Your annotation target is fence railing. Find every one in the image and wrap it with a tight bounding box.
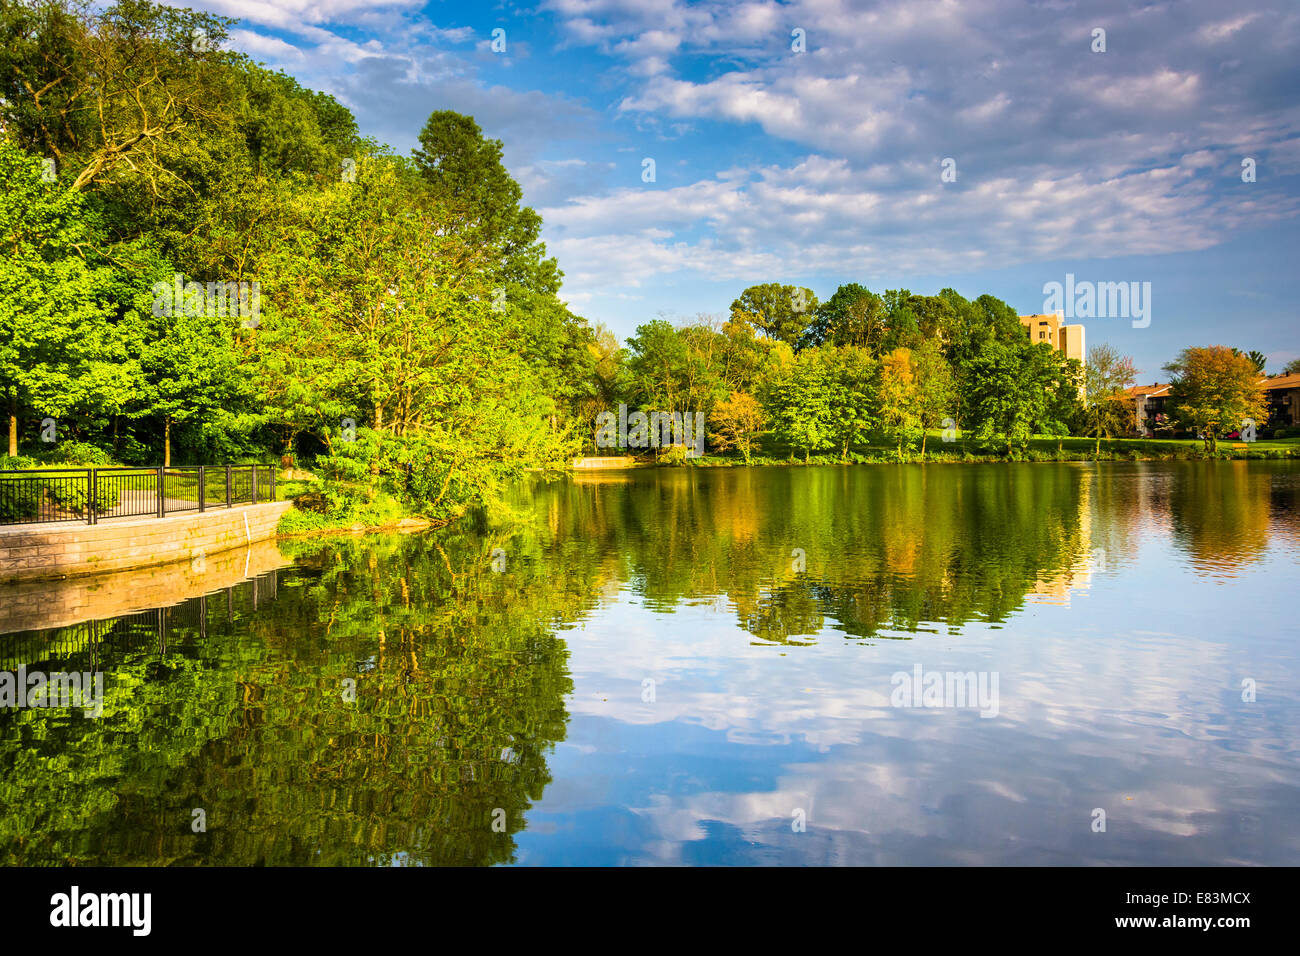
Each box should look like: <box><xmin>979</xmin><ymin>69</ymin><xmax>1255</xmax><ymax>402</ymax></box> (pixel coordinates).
<box><xmin>0</xmin><ymin>465</ymin><xmax>276</xmax><ymax>527</ymax></box>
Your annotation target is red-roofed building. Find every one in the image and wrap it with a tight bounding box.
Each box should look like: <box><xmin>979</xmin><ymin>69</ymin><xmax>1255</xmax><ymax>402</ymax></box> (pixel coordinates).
<box><xmin>1123</xmin><ymin>383</ymin><xmax>1173</xmax><ymax>437</ymax></box>
<box><xmin>1261</xmin><ymin>372</ymin><xmax>1300</xmax><ymax>428</ymax></box>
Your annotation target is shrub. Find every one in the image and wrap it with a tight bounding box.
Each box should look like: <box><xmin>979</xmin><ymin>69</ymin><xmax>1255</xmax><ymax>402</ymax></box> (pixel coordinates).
<box><xmin>36</xmin><ymin>441</ymin><xmax>117</xmax><ymax>467</ymax></box>
<box><xmin>657</xmin><ymin>446</ymin><xmax>690</xmax><ymax>466</ymax></box>
<box><xmin>43</xmin><ymin>472</ymin><xmax>121</xmax><ymax>515</ymax></box>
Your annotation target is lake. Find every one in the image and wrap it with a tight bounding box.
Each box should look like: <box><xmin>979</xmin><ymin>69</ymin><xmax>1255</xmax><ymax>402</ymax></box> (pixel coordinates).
<box><xmin>2</xmin><ymin>461</ymin><xmax>1298</xmax><ymax>865</ymax></box>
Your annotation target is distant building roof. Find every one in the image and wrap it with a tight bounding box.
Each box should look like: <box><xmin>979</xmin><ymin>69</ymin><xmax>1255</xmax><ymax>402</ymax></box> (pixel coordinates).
<box><xmin>1124</xmin><ymin>384</ymin><xmax>1171</xmax><ymax>398</ymax></box>
<box><xmin>1261</xmin><ymin>372</ymin><xmax>1300</xmax><ymax>391</ymax></box>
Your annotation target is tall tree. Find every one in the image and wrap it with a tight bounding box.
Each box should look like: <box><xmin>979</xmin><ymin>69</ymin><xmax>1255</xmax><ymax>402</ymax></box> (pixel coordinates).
<box><xmin>1083</xmin><ymin>343</ymin><xmax>1137</xmax><ymax>454</ymax></box>
<box><xmin>912</xmin><ymin>339</ymin><xmax>956</xmax><ymax>457</ymax></box>
<box><xmin>0</xmin><ymin>0</ymin><xmax>238</xmax><ymax>192</ymax></box>
<box><xmin>730</xmin><ymin>283</ymin><xmax>818</xmax><ymax>349</ymax></box>
<box><xmin>1165</xmin><ymin>346</ymin><xmax>1268</xmax><ymax>454</ymax></box>
<box><xmin>766</xmin><ymin>347</ymin><xmax>832</xmax><ymax>461</ymax></box>
<box><xmin>804</xmin><ymin>283</ymin><xmax>886</xmax><ymax>352</ymax></box>
<box><xmin>412</xmin><ymin>110</ymin><xmax>555</xmax><ymax>292</ymax></box>
<box><xmin>708</xmin><ymin>391</ymin><xmax>765</xmax><ymax>463</ymax></box>
<box><xmin>878</xmin><ymin>348</ymin><xmax>923</xmax><ymax>458</ymax></box>
<box><xmin>821</xmin><ymin>346</ymin><xmax>878</xmax><ymax>460</ymax></box>
<box><xmin>0</xmin><ymin>139</ymin><xmax>129</xmax><ymax>456</ymax></box>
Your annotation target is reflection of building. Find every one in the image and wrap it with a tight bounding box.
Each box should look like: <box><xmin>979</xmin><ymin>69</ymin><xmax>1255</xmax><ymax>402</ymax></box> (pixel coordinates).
<box><xmin>1261</xmin><ymin>372</ymin><xmax>1300</xmax><ymax>427</ymax></box>
<box><xmin>1026</xmin><ymin>482</ymin><xmax>1094</xmax><ymax>606</ymax></box>
<box><xmin>1019</xmin><ymin>312</ymin><xmax>1086</xmax><ymax>363</ymax></box>
<box><xmin>1123</xmin><ymin>383</ymin><xmax>1173</xmax><ymax>437</ymax></box>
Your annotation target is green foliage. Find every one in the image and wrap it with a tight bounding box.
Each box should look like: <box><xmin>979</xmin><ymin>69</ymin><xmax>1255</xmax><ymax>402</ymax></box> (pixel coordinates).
<box><xmin>803</xmin><ymin>283</ymin><xmax>885</xmax><ymax>351</ymax></box>
<box><xmin>1165</xmin><ymin>346</ymin><xmax>1269</xmax><ymax>455</ymax></box>
<box><xmin>0</xmin><ymin>139</ymin><xmax>132</xmax><ymax>454</ymax></box>
<box><xmin>623</xmin><ymin>319</ymin><xmax>727</xmax><ymax>437</ymax></box>
<box><xmin>33</xmin><ymin>440</ymin><xmax>117</xmax><ymax>466</ymax></box>
<box><xmin>822</xmin><ymin>346</ymin><xmax>878</xmax><ymax>459</ymax></box>
<box><xmin>0</xmin><ymin>1</ymin><xmax>597</xmax><ymax>524</ymax></box>
<box><xmin>730</xmin><ymin>283</ymin><xmax>818</xmax><ymax>348</ymax></box>
<box><xmin>767</xmin><ymin>347</ymin><xmax>834</xmax><ymax>461</ymax></box>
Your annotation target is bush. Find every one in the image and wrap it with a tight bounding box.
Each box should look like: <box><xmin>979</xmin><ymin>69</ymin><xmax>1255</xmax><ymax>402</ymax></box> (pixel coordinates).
<box><xmin>0</xmin><ymin>456</ymin><xmax>121</xmax><ymax>520</ymax></box>
<box><xmin>35</xmin><ymin>441</ymin><xmax>117</xmax><ymax>467</ymax></box>
<box><xmin>278</xmin><ymin>481</ymin><xmax>408</xmax><ymax>535</ymax></box>
<box><xmin>0</xmin><ymin>485</ymin><xmax>39</xmax><ymax>522</ymax></box>
<box><xmin>44</xmin><ymin>474</ymin><xmax>121</xmax><ymax>515</ymax></box>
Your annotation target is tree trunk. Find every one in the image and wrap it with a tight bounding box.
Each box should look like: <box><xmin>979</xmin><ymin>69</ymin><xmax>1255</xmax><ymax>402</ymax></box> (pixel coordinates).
<box><xmin>164</xmin><ymin>416</ymin><xmax>171</xmax><ymax>468</ymax></box>
<box><xmin>7</xmin><ymin>400</ymin><xmax>15</xmax><ymax>458</ymax></box>
<box><xmin>921</xmin><ymin>431</ymin><xmax>928</xmax><ymax>458</ymax></box>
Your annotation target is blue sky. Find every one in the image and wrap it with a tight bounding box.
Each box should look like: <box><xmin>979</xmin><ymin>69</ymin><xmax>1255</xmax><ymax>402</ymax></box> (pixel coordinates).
<box><xmin>184</xmin><ymin>0</ymin><xmax>1300</xmax><ymax>378</ymax></box>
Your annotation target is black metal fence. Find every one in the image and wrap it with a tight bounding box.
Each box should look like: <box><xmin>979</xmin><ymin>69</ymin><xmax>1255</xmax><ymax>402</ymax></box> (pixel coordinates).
<box><xmin>0</xmin><ymin>465</ymin><xmax>276</xmax><ymax>527</ymax></box>
<box><xmin>0</xmin><ymin>569</ymin><xmax>280</xmax><ymax>670</ymax></box>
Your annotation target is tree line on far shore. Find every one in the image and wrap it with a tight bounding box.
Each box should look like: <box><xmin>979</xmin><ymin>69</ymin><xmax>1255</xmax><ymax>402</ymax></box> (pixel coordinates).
<box><xmin>598</xmin><ymin>283</ymin><xmax>1277</xmax><ymax>462</ymax></box>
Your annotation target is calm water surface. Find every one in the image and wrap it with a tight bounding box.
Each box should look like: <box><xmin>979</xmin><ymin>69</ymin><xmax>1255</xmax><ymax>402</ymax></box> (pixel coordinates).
<box><xmin>2</xmin><ymin>461</ymin><xmax>1298</xmax><ymax>865</ymax></box>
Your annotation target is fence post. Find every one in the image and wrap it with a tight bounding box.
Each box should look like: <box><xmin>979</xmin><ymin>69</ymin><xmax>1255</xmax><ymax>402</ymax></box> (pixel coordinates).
<box><xmin>225</xmin><ymin>465</ymin><xmax>232</xmax><ymax>508</ymax></box>
<box><xmin>87</xmin><ymin>469</ymin><xmax>95</xmax><ymax>525</ymax></box>
<box><xmin>157</xmin><ymin>466</ymin><xmax>165</xmax><ymax>518</ymax></box>
<box><xmin>251</xmin><ymin>464</ymin><xmax>258</xmax><ymax>505</ymax></box>
<box><xmin>198</xmin><ymin>465</ymin><xmax>205</xmax><ymax>513</ymax></box>
<box><xmin>270</xmin><ymin>464</ymin><xmax>276</xmax><ymax>502</ymax></box>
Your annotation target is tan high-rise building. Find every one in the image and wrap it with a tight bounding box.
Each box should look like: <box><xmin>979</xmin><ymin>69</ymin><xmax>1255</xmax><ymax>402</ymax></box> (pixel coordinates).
<box><xmin>1018</xmin><ymin>311</ymin><xmax>1085</xmax><ymax>364</ymax></box>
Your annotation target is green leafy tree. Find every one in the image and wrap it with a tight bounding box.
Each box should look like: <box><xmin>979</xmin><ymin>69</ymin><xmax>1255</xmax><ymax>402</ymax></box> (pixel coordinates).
<box><xmin>730</xmin><ymin>283</ymin><xmax>818</xmax><ymax>349</ymax></box>
<box><xmin>1083</xmin><ymin>343</ymin><xmax>1138</xmax><ymax>455</ymax></box>
<box><xmin>0</xmin><ymin>0</ymin><xmax>239</xmax><ymax>192</ymax></box>
<box><xmin>804</xmin><ymin>283</ymin><xmax>887</xmax><ymax>352</ymax></box>
<box><xmin>131</xmin><ymin>283</ymin><xmax>247</xmax><ymax>466</ymax></box>
<box><xmin>912</xmin><ymin>339</ymin><xmax>956</xmax><ymax>456</ymax></box>
<box><xmin>959</xmin><ymin>338</ymin><xmax>1037</xmax><ymax>455</ymax></box>
<box><xmin>412</xmin><ymin>110</ymin><xmax>557</xmax><ymax>292</ymax></box>
<box><xmin>821</xmin><ymin>346</ymin><xmax>878</xmax><ymax>459</ymax></box>
<box><xmin>766</xmin><ymin>347</ymin><xmax>833</xmax><ymax>461</ymax></box>
<box><xmin>624</xmin><ymin>319</ymin><xmax>723</xmax><ymax>431</ymax></box>
<box><xmin>0</xmin><ymin>140</ymin><xmax>129</xmax><ymax>456</ymax></box>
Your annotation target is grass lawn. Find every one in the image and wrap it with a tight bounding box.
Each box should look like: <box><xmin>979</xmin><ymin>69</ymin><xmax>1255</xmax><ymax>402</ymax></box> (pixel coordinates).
<box><xmin>677</xmin><ymin>433</ymin><xmax>1300</xmax><ymax>466</ymax></box>
<box><xmin>1030</xmin><ymin>435</ymin><xmax>1300</xmax><ymax>455</ymax></box>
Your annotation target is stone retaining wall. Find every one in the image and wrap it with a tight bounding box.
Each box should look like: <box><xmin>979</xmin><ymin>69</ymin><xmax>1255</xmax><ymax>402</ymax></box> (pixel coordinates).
<box><xmin>573</xmin><ymin>456</ymin><xmax>639</xmax><ymax>469</ymax></box>
<box><xmin>0</xmin><ymin>501</ymin><xmax>292</xmax><ymax>584</ymax></box>
<box><xmin>0</xmin><ymin>536</ymin><xmax>290</xmax><ymax>636</ymax></box>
